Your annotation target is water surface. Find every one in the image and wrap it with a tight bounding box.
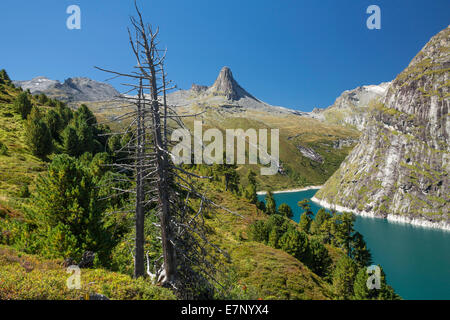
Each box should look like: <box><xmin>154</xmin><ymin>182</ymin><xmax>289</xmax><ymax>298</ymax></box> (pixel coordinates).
<box><xmin>258</xmin><ymin>189</ymin><xmax>450</xmax><ymax>300</ymax></box>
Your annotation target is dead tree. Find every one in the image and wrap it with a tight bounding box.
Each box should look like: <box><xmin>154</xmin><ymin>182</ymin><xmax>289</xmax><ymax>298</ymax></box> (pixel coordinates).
<box><xmin>95</xmin><ymin>2</ymin><xmax>238</xmax><ymax>298</ymax></box>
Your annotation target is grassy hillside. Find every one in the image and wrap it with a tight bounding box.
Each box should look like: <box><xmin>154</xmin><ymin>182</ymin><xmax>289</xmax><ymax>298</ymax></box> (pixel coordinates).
<box><xmin>85</xmin><ymin>100</ymin><xmax>360</xmax><ymax>191</ymax></box>
<box><xmin>202</xmin><ymin>187</ymin><xmax>334</xmax><ymax>299</ymax></box>
<box><xmin>1</xmin><ymin>75</ymin><xmax>387</xmax><ymax>300</ymax></box>
<box><xmin>0</xmin><ymin>81</ymin><xmax>47</xmax><ymax>200</ymax></box>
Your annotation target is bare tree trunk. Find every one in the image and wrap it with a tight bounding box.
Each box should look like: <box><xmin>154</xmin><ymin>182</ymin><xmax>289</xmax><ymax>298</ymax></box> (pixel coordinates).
<box><xmin>148</xmin><ymin>61</ymin><xmax>177</xmax><ymax>286</ymax></box>
<box><xmin>134</xmin><ymin>80</ymin><xmax>145</xmax><ymax>278</ymax></box>
<box><xmin>95</xmin><ymin>1</ymin><xmax>239</xmax><ymax>297</ymax></box>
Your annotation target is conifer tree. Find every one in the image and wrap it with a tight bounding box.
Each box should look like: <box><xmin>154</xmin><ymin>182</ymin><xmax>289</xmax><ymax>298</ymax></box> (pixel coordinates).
<box><xmin>265</xmin><ymin>191</ymin><xmax>277</xmax><ymax>215</ymax></box>
<box><xmin>62</xmin><ymin>125</ymin><xmax>80</xmax><ymax>156</ymax></box>
<box><xmin>332</xmin><ymin>255</ymin><xmax>358</xmax><ymax>299</ymax></box>
<box><xmin>278</xmin><ymin>203</ymin><xmax>293</xmax><ymax>219</ymax></box>
<box><xmin>14</xmin><ymin>92</ymin><xmax>33</xmax><ymax>119</ymax></box>
<box><xmin>25</xmin><ymin>107</ymin><xmax>52</xmax><ymax>158</ymax></box>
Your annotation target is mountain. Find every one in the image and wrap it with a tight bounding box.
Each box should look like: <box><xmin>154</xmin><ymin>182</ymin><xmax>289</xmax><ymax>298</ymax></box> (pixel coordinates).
<box><xmin>311</xmin><ymin>82</ymin><xmax>391</xmax><ymax>130</ymax></box>
<box><xmin>165</xmin><ymin>66</ymin><xmax>307</xmax><ymax>116</ymax></box>
<box><xmin>314</xmin><ymin>26</ymin><xmax>450</xmax><ymax>229</ymax></box>
<box><xmin>13</xmin><ymin>77</ymin><xmax>120</xmax><ymax>102</ymax></box>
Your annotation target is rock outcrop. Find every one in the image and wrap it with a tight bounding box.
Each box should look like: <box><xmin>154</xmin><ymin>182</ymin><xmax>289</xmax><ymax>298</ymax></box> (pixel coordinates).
<box><xmin>314</xmin><ymin>26</ymin><xmax>449</xmax><ymax>229</ymax></box>
<box><xmin>165</xmin><ymin>66</ymin><xmax>308</xmax><ymax>116</ymax></box>
<box><xmin>311</xmin><ymin>82</ymin><xmax>391</xmax><ymax>131</ymax></box>
<box><xmin>297</xmin><ymin>145</ymin><xmax>324</xmax><ymax>163</ymax></box>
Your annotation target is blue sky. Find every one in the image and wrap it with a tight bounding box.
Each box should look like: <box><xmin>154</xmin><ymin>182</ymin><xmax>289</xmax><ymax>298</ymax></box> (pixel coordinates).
<box><xmin>0</xmin><ymin>0</ymin><xmax>448</xmax><ymax>111</ymax></box>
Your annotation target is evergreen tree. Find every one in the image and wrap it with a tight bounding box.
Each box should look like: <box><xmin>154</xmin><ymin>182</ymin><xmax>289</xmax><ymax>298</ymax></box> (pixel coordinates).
<box><xmin>44</xmin><ymin>109</ymin><xmax>62</xmax><ymax>141</ymax></box>
<box><xmin>56</xmin><ymin>101</ymin><xmax>73</xmax><ymax>127</ymax></box>
<box><xmin>32</xmin><ymin>154</ymin><xmax>114</xmax><ymax>264</ymax></box>
<box><xmin>332</xmin><ymin>212</ymin><xmax>355</xmax><ymax>254</ymax></box>
<box><xmin>278</xmin><ymin>228</ymin><xmax>309</xmax><ymax>262</ymax></box>
<box><xmin>75</xmin><ymin>118</ymin><xmax>95</xmax><ymax>154</ymax></box>
<box><xmin>248</xmin><ymin>220</ymin><xmax>269</xmax><ymax>243</ymax></box>
<box><xmin>0</xmin><ymin>69</ymin><xmax>11</xmax><ymax>84</ymax></box>
<box><xmin>13</xmin><ymin>92</ymin><xmax>33</xmax><ymax>119</ymax></box>
<box><xmin>244</xmin><ymin>170</ymin><xmax>258</xmax><ymax>203</ymax></box>
<box><xmin>332</xmin><ymin>255</ymin><xmax>358</xmax><ymax>299</ymax></box>
<box><xmin>265</xmin><ymin>191</ymin><xmax>277</xmax><ymax>215</ymax></box>
<box><xmin>268</xmin><ymin>226</ymin><xmax>282</xmax><ymax>248</ymax></box>
<box><xmin>311</xmin><ymin>208</ymin><xmax>332</xmax><ymax>234</ymax></box>
<box><xmin>278</xmin><ymin>203</ymin><xmax>293</xmax><ymax>219</ymax></box>
<box><xmin>353</xmin><ymin>266</ymin><xmax>400</xmax><ymax>300</ymax></box>
<box><xmin>308</xmin><ymin>238</ymin><xmax>332</xmax><ymax>277</ymax></box>
<box><xmin>299</xmin><ymin>212</ymin><xmax>312</xmax><ymax>233</ymax></box>
<box><xmin>350</xmin><ymin>232</ymin><xmax>372</xmax><ymax>267</ymax></box>
<box><xmin>62</xmin><ymin>125</ymin><xmax>80</xmax><ymax>156</ymax></box>
<box><xmin>38</xmin><ymin>93</ymin><xmax>49</xmax><ymax>105</ymax></box>
<box><xmin>246</xmin><ymin>170</ymin><xmax>257</xmax><ymax>186</ymax></box>
<box><xmin>244</xmin><ymin>183</ymin><xmax>258</xmax><ymax>203</ymax></box>
<box><xmin>25</xmin><ymin>107</ymin><xmax>53</xmax><ymax>159</ymax></box>
<box><xmin>298</xmin><ymin>199</ymin><xmax>313</xmax><ymax>233</ymax></box>
<box><xmin>75</xmin><ymin>104</ymin><xmax>97</xmax><ymax>126</ymax></box>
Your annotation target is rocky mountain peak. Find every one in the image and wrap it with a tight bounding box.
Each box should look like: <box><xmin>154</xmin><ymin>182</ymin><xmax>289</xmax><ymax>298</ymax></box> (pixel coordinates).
<box><xmin>207</xmin><ymin>66</ymin><xmax>254</xmax><ymax>100</ymax></box>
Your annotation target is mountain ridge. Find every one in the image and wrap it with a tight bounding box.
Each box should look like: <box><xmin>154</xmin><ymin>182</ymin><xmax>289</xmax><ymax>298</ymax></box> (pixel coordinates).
<box><xmin>13</xmin><ymin>76</ymin><xmax>120</xmax><ymax>102</ymax></box>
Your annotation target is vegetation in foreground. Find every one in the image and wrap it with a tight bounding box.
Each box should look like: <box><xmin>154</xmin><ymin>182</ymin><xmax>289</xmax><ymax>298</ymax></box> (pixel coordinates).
<box><xmin>0</xmin><ymin>69</ymin><xmax>399</xmax><ymax>300</ymax></box>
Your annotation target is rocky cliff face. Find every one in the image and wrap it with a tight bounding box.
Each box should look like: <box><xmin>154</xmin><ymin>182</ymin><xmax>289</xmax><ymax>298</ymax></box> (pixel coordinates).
<box><xmin>14</xmin><ymin>77</ymin><xmax>120</xmax><ymax>102</ymax></box>
<box><xmin>314</xmin><ymin>26</ymin><xmax>449</xmax><ymax>228</ymax></box>
<box><xmin>311</xmin><ymin>82</ymin><xmax>391</xmax><ymax>131</ymax></box>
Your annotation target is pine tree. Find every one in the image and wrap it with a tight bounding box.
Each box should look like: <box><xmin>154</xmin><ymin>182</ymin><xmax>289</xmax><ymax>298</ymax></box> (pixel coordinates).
<box><xmin>243</xmin><ymin>170</ymin><xmax>258</xmax><ymax>203</ymax></box>
<box><xmin>32</xmin><ymin>154</ymin><xmax>113</xmax><ymax>263</ymax></box>
<box><xmin>353</xmin><ymin>266</ymin><xmax>400</xmax><ymax>300</ymax></box>
<box><xmin>310</xmin><ymin>208</ymin><xmax>331</xmax><ymax>234</ymax></box>
<box><xmin>299</xmin><ymin>212</ymin><xmax>312</xmax><ymax>233</ymax></box>
<box><xmin>265</xmin><ymin>191</ymin><xmax>277</xmax><ymax>215</ymax></box>
<box><xmin>308</xmin><ymin>238</ymin><xmax>332</xmax><ymax>277</ymax></box>
<box><xmin>45</xmin><ymin>109</ymin><xmax>62</xmax><ymax>141</ymax></box>
<box><xmin>350</xmin><ymin>232</ymin><xmax>372</xmax><ymax>267</ymax></box>
<box><xmin>0</xmin><ymin>69</ymin><xmax>11</xmax><ymax>84</ymax></box>
<box><xmin>25</xmin><ymin>107</ymin><xmax>52</xmax><ymax>159</ymax></box>
<box><xmin>332</xmin><ymin>255</ymin><xmax>358</xmax><ymax>299</ymax></box>
<box><xmin>62</xmin><ymin>126</ymin><xmax>80</xmax><ymax>156</ymax></box>
<box><xmin>14</xmin><ymin>92</ymin><xmax>33</xmax><ymax>119</ymax></box>
<box><xmin>278</xmin><ymin>203</ymin><xmax>293</xmax><ymax>219</ymax></box>
<box><xmin>278</xmin><ymin>228</ymin><xmax>309</xmax><ymax>262</ymax></box>
<box><xmin>38</xmin><ymin>93</ymin><xmax>49</xmax><ymax>105</ymax></box>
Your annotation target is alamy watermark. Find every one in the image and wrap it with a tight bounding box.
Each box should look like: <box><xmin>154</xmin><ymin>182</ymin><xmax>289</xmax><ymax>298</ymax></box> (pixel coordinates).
<box><xmin>66</xmin><ymin>5</ymin><xmax>81</xmax><ymax>30</ymax></box>
<box><xmin>366</xmin><ymin>265</ymin><xmax>381</xmax><ymax>290</ymax></box>
<box><xmin>366</xmin><ymin>5</ymin><xmax>381</xmax><ymax>30</ymax></box>
<box><xmin>66</xmin><ymin>265</ymin><xmax>81</xmax><ymax>290</ymax></box>
<box><xmin>171</xmin><ymin>121</ymin><xmax>280</xmax><ymax>175</ymax></box>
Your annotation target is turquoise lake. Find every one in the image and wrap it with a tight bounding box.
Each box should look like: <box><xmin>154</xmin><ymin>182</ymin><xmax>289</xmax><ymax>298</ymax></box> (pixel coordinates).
<box><xmin>257</xmin><ymin>189</ymin><xmax>450</xmax><ymax>300</ymax></box>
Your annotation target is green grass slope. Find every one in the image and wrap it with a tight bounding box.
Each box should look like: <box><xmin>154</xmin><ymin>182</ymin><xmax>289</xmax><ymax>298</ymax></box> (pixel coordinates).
<box><xmin>0</xmin><ymin>78</ymin><xmax>351</xmax><ymax>300</ymax></box>
<box><xmin>86</xmin><ymin>100</ymin><xmax>360</xmax><ymax>191</ymax></box>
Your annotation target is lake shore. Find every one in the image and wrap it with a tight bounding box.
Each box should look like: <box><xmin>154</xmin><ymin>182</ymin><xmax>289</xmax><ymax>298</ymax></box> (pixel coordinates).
<box><xmin>256</xmin><ymin>185</ymin><xmax>323</xmax><ymax>195</ymax></box>
<box><xmin>311</xmin><ymin>196</ymin><xmax>450</xmax><ymax>232</ymax></box>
